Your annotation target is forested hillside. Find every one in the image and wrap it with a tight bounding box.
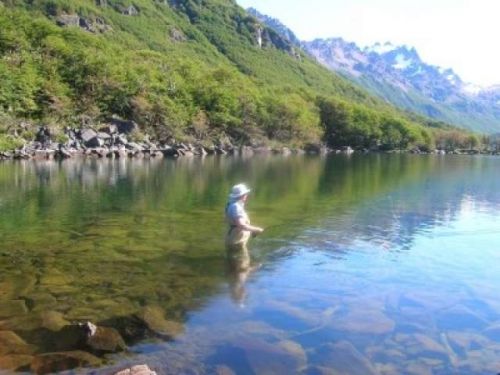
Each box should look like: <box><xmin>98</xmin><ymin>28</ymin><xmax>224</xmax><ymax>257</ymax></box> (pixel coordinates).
<box><xmin>0</xmin><ymin>0</ymin><xmax>479</xmax><ymax>151</ymax></box>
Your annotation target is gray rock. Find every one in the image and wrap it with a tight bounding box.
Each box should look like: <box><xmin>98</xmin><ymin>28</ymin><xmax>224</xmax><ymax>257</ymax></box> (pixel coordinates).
<box><xmin>81</xmin><ymin>129</ymin><xmax>98</xmax><ymax>143</ymax></box>
<box><xmin>97</xmin><ymin>132</ymin><xmax>111</xmax><ymax>140</ymax></box>
<box><xmin>56</xmin><ymin>14</ymin><xmax>80</xmax><ymax>27</ymax></box>
<box><xmin>126</xmin><ymin>142</ymin><xmax>143</xmax><ymax>151</ymax></box>
<box><xmin>115</xmin><ymin>134</ymin><xmax>129</xmax><ymax>145</ymax></box>
<box><xmin>122</xmin><ymin>5</ymin><xmax>139</xmax><ymax>16</ymax></box>
<box><xmin>169</xmin><ymin>27</ymin><xmax>187</xmax><ymax>42</ymax></box>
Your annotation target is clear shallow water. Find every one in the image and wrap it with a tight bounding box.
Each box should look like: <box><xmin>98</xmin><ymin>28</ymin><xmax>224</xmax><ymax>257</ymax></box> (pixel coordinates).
<box><xmin>0</xmin><ymin>155</ymin><xmax>499</xmax><ymax>374</ymax></box>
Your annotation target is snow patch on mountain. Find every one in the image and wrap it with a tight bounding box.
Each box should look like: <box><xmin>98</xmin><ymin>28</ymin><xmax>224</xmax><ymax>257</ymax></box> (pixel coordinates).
<box><xmin>365</xmin><ymin>42</ymin><xmax>397</xmax><ymax>54</ymax></box>
<box><xmin>393</xmin><ymin>54</ymin><xmax>413</xmax><ymax>70</ymax></box>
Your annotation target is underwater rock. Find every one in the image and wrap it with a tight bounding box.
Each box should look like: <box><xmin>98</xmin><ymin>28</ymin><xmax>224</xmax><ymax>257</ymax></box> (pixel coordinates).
<box><xmin>277</xmin><ymin>340</ymin><xmax>307</xmax><ymax>371</ymax></box>
<box><xmin>0</xmin><ymin>331</ymin><xmax>35</xmax><ymax>355</ymax></box>
<box><xmin>136</xmin><ymin>306</ymin><xmax>184</xmax><ymax>338</ymax></box>
<box><xmin>30</xmin><ymin>350</ymin><xmax>101</xmax><ymax>374</ymax></box>
<box><xmin>264</xmin><ymin>300</ymin><xmax>321</xmax><ymax>327</ymax></box>
<box><xmin>214</xmin><ymin>364</ymin><xmax>236</xmax><ymax>375</ymax></box>
<box><xmin>231</xmin><ymin>337</ymin><xmax>307</xmax><ymax>374</ymax></box>
<box><xmin>446</xmin><ymin>331</ymin><xmax>490</xmax><ymax>355</ymax></box>
<box><xmin>393</xmin><ymin>333</ymin><xmax>449</xmax><ymax>360</ymax></box>
<box><xmin>329</xmin><ymin>309</ymin><xmax>395</xmax><ymax>335</ymax></box>
<box><xmin>404</xmin><ymin>361</ymin><xmax>433</xmax><ymax>375</ymax></box>
<box><xmin>85</xmin><ymin>322</ymin><xmax>127</xmax><ymax>353</ymax></box>
<box><xmin>28</xmin><ymin>293</ymin><xmax>58</xmax><ymax>312</ymax></box>
<box><xmin>411</xmin><ymin>334</ymin><xmax>448</xmax><ymax>357</ymax></box>
<box><xmin>0</xmin><ymin>354</ymin><xmax>33</xmax><ymax>371</ymax></box>
<box><xmin>314</xmin><ymin>341</ymin><xmax>377</xmax><ymax>375</ymax></box>
<box><xmin>0</xmin><ymin>274</ymin><xmax>37</xmax><ymax>299</ymax></box>
<box><xmin>0</xmin><ymin>300</ymin><xmax>28</xmax><ymax>319</ymax></box>
<box><xmin>235</xmin><ymin>320</ymin><xmax>286</xmax><ymax>341</ymax></box>
<box><xmin>40</xmin><ymin>269</ymin><xmax>73</xmax><ymax>287</ymax></box>
<box><xmin>39</xmin><ymin>311</ymin><xmax>70</xmax><ymax>332</ymax></box>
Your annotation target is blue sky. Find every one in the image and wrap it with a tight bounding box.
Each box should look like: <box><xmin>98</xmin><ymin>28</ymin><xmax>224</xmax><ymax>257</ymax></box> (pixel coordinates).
<box><xmin>236</xmin><ymin>0</ymin><xmax>500</xmax><ymax>87</ymax></box>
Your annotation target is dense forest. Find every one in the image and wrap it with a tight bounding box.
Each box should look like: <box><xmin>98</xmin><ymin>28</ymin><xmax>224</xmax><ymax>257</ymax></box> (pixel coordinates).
<box><xmin>0</xmin><ymin>0</ymin><xmax>484</xmax><ymax>152</ymax></box>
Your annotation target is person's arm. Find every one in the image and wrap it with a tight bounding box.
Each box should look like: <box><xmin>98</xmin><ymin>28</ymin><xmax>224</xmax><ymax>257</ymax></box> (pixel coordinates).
<box><xmin>235</xmin><ymin>217</ymin><xmax>264</xmax><ymax>234</ymax></box>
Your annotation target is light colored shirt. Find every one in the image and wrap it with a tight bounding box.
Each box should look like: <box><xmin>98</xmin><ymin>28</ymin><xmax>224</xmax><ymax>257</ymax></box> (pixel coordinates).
<box><xmin>226</xmin><ymin>200</ymin><xmax>249</xmax><ymax>226</ymax></box>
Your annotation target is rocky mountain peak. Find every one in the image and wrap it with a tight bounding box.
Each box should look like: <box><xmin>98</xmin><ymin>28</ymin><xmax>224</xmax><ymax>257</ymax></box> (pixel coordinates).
<box><xmin>247</xmin><ymin>6</ymin><xmax>500</xmax><ymax>132</ymax></box>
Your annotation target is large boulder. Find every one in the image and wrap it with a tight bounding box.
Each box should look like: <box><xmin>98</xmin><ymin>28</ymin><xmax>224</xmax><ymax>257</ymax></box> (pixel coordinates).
<box><xmin>80</xmin><ymin>129</ymin><xmax>98</xmax><ymax>143</ymax></box>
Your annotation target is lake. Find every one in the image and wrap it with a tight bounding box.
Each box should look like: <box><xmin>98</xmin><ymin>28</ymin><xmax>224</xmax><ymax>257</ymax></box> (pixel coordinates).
<box><xmin>0</xmin><ymin>154</ymin><xmax>499</xmax><ymax>374</ymax></box>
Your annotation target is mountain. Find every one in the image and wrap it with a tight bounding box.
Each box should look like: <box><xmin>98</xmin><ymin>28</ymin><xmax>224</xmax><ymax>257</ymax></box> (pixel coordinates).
<box><xmin>246</xmin><ymin>7</ymin><xmax>500</xmax><ymax>134</ymax></box>
<box><xmin>303</xmin><ymin>38</ymin><xmax>500</xmax><ymax>133</ymax></box>
<box><xmin>0</xmin><ymin>0</ymin><xmax>476</xmax><ymax>152</ymax></box>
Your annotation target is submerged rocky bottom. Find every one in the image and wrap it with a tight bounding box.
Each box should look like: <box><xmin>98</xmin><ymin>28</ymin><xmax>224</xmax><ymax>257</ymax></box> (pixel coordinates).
<box><xmin>0</xmin><ymin>155</ymin><xmax>500</xmax><ymax>374</ymax></box>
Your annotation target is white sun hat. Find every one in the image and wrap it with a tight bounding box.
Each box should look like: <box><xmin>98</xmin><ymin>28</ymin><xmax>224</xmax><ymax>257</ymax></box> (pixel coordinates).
<box><xmin>229</xmin><ymin>183</ymin><xmax>251</xmax><ymax>200</ymax></box>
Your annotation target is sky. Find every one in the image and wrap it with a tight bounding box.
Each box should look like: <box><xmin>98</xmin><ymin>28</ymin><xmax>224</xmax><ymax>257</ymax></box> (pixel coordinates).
<box><xmin>236</xmin><ymin>0</ymin><xmax>500</xmax><ymax>87</ymax></box>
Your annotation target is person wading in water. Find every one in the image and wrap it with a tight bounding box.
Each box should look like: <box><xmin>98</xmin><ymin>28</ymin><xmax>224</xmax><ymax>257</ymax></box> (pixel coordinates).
<box><xmin>225</xmin><ymin>184</ymin><xmax>264</xmax><ymax>304</ymax></box>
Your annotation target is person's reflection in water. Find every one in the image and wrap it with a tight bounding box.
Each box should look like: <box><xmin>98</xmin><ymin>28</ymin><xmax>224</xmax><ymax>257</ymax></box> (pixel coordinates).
<box><xmin>224</xmin><ymin>184</ymin><xmax>264</xmax><ymax>306</ymax></box>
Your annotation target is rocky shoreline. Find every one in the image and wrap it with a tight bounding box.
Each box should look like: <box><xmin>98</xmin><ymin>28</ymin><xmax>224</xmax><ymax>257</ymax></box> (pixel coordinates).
<box><xmin>0</xmin><ymin>120</ymin><xmax>497</xmax><ymax>161</ymax></box>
